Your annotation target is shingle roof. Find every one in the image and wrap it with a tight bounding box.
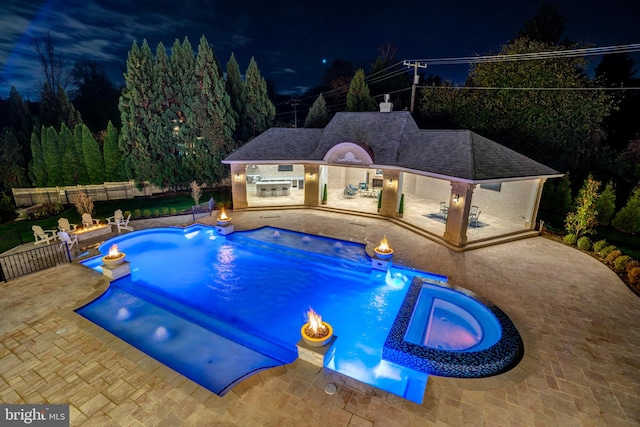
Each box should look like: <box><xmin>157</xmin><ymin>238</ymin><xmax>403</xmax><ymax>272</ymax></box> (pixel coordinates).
<box><xmin>223</xmin><ymin>111</ymin><xmax>560</xmax><ymax>181</ymax></box>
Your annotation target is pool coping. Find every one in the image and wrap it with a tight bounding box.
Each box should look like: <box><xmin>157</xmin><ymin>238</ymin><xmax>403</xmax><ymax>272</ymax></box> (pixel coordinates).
<box><xmin>382</xmin><ymin>276</ymin><xmax>524</xmax><ymax>378</ymax></box>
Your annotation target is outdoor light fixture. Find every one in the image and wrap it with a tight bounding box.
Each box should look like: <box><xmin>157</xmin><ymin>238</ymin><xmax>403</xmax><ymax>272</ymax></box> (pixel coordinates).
<box><xmin>388</xmin><ymin>179</ymin><xmax>393</xmax><ymax>186</ymax></box>
<box><xmin>453</xmin><ymin>194</ymin><xmax>460</xmax><ymax>203</ymax></box>
<box><xmin>309</xmin><ymin>172</ymin><xmax>315</xmax><ymax>179</ymax></box>
<box><xmin>235</xmin><ymin>174</ymin><xmax>240</xmax><ymax>181</ymax></box>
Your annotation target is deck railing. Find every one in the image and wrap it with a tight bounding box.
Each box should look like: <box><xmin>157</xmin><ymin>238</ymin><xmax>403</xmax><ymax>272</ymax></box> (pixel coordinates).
<box><xmin>0</xmin><ymin>242</ymin><xmax>71</xmax><ymax>282</ymax></box>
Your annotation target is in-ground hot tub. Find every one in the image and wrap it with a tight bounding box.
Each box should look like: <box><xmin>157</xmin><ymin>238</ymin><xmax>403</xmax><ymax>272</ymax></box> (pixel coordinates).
<box><xmin>383</xmin><ymin>277</ymin><xmax>523</xmax><ymax>378</ymax></box>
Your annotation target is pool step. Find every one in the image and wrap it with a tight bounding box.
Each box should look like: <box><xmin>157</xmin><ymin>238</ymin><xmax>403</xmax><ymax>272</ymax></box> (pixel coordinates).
<box><xmin>111</xmin><ymin>277</ymin><xmax>297</xmax><ymax>364</ymax></box>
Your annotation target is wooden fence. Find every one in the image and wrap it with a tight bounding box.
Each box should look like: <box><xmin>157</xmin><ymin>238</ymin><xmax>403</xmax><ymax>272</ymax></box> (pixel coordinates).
<box><xmin>12</xmin><ymin>181</ymin><xmax>167</xmax><ymax>207</ymax></box>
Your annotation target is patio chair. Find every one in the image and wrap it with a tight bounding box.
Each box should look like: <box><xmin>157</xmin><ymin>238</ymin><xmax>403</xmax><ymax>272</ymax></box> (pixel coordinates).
<box><xmin>469</xmin><ymin>206</ymin><xmax>481</xmax><ymax>228</ymax></box>
<box><xmin>439</xmin><ymin>202</ymin><xmax>448</xmax><ymax>220</ymax></box>
<box><xmin>82</xmin><ymin>213</ymin><xmax>100</xmax><ymax>228</ymax></box>
<box><xmin>32</xmin><ymin>225</ymin><xmax>58</xmax><ymax>245</ymax></box>
<box><xmin>57</xmin><ymin>231</ymin><xmax>78</xmax><ymax>251</ymax></box>
<box><xmin>343</xmin><ymin>185</ymin><xmax>358</xmax><ymax>199</ymax></box>
<box><xmin>116</xmin><ymin>214</ymin><xmax>134</xmax><ymax>233</ymax></box>
<box><xmin>57</xmin><ymin>218</ymin><xmax>77</xmax><ymax>233</ymax></box>
<box><xmin>106</xmin><ymin>209</ymin><xmax>123</xmax><ymax>226</ymax></box>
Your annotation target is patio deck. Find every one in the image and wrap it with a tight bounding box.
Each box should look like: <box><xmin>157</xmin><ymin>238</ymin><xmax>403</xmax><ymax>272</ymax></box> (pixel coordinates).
<box><xmin>1</xmin><ymin>209</ymin><xmax>638</xmax><ymax>426</ymax></box>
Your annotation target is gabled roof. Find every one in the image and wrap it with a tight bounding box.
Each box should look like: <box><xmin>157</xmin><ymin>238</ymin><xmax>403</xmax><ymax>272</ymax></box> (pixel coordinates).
<box><xmin>223</xmin><ymin>111</ymin><xmax>560</xmax><ymax>181</ymax></box>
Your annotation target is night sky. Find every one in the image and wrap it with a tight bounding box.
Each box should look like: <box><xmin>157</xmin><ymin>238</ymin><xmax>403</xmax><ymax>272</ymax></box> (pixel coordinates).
<box><xmin>1</xmin><ymin>0</ymin><xmax>639</xmax><ymax>99</ymax></box>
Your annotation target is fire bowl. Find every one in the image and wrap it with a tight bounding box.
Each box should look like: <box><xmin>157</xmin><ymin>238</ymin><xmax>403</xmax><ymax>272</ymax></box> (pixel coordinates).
<box><xmin>217</xmin><ymin>218</ymin><xmax>232</xmax><ymax>226</ymax></box>
<box><xmin>301</xmin><ymin>322</ymin><xmax>334</xmax><ymax>347</ymax></box>
<box><xmin>374</xmin><ymin>248</ymin><xmax>394</xmax><ymax>260</ymax></box>
<box><xmin>102</xmin><ymin>253</ymin><xmax>126</xmax><ymax>266</ymax></box>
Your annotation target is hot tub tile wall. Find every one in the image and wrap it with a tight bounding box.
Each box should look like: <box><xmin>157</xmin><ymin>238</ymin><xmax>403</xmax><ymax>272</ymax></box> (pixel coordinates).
<box><xmin>382</xmin><ymin>277</ymin><xmax>523</xmax><ymax>378</ymax></box>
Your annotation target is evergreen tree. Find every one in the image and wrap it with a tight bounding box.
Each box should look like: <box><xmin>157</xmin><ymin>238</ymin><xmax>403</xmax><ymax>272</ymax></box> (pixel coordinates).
<box><xmin>73</xmin><ymin>124</ymin><xmax>90</xmax><ymax>184</ymax></box>
<box><xmin>7</xmin><ymin>86</ymin><xmax>33</xmax><ymax>171</ymax></box>
<box><xmin>346</xmin><ymin>69</ymin><xmax>377</xmax><ymax>112</ymax></box>
<box><xmin>103</xmin><ymin>121</ymin><xmax>124</xmax><ymax>181</ymax></box>
<box><xmin>183</xmin><ymin>36</ymin><xmax>236</xmax><ymax>184</ymax></box>
<box><xmin>29</xmin><ymin>129</ymin><xmax>47</xmax><ymax>186</ymax></box>
<box><xmin>0</xmin><ymin>130</ymin><xmax>29</xmax><ymax>188</ymax></box>
<box><xmin>119</xmin><ymin>40</ymin><xmax>157</xmax><ymax>184</ymax></box>
<box><xmin>81</xmin><ymin>124</ymin><xmax>104</xmax><ymax>184</ymax></box>
<box><xmin>595</xmin><ymin>181</ymin><xmax>616</xmax><ymax>226</ymax></box>
<box><xmin>59</xmin><ymin>123</ymin><xmax>76</xmax><ymax>184</ymax></box>
<box><xmin>226</xmin><ymin>53</ymin><xmax>245</xmax><ymax>140</ymax></box>
<box><xmin>612</xmin><ymin>186</ymin><xmax>640</xmax><ymax>233</ymax></box>
<box><xmin>40</xmin><ymin>82</ymin><xmax>81</xmax><ymax>130</ymax></box>
<box><xmin>42</xmin><ymin>126</ymin><xmax>63</xmax><ymax>186</ymax></box>
<box><xmin>244</xmin><ymin>57</ymin><xmax>275</xmax><ymax>139</ymax></box>
<box><xmin>304</xmin><ymin>94</ymin><xmax>331</xmax><ymax>128</ymax></box>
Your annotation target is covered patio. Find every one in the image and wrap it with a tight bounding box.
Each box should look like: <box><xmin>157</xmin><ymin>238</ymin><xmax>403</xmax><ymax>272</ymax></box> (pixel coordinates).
<box><xmin>223</xmin><ymin>110</ymin><xmax>561</xmax><ymax>249</ymax></box>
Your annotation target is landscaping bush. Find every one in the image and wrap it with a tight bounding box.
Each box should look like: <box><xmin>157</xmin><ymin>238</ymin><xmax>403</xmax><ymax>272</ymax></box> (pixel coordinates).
<box><xmin>577</xmin><ymin>236</ymin><xmax>592</xmax><ymax>251</ymax></box>
<box><xmin>162</xmin><ymin>207</ymin><xmax>169</xmax><ymax>216</ymax></box>
<box><xmin>628</xmin><ymin>267</ymin><xmax>640</xmax><ymax>289</ymax></box>
<box><xmin>600</xmin><ymin>245</ymin><xmax>617</xmax><ymax>258</ymax></box>
<box><xmin>626</xmin><ymin>259</ymin><xmax>640</xmax><ymax>274</ymax></box>
<box><xmin>593</xmin><ymin>239</ymin><xmax>608</xmax><ymax>253</ymax></box>
<box><xmin>170</xmin><ymin>207</ymin><xmax>177</xmax><ymax>215</ymax></box>
<box><xmin>614</xmin><ymin>255</ymin><xmax>631</xmax><ymax>272</ymax></box>
<box><xmin>133</xmin><ymin>209</ymin><xmax>142</xmax><ymax>219</ymax></box>
<box><xmin>143</xmin><ymin>209</ymin><xmax>152</xmax><ymax>217</ymax></box>
<box><xmin>606</xmin><ymin>249</ymin><xmax>622</xmax><ymax>265</ymax></box>
<box><xmin>563</xmin><ymin>233</ymin><xmax>577</xmax><ymax>245</ymax></box>
<box><xmin>124</xmin><ymin>210</ymin><xmax>131</xmax><ymax>219</ymax></box>
<box><xmin>153</xmin><ymin>209</ymin><xmax>160</xmax><ymax>217</ymax></box>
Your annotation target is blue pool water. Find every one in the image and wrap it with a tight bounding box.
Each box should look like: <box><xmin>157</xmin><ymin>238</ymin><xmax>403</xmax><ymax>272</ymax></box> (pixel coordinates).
<box><xmin>77</xmin><ymin>225</ymin><xmax>508</xmax><ymax>403</ymax></box>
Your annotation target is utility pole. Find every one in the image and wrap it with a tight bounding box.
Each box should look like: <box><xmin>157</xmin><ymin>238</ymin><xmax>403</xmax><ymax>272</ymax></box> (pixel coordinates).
<box><xmin>291</xmin><ymin>100</ymin><xmax>301</xmax><ymax>128</ymax></box>
<box><xmin>403</xmin><ymin>60</ymin><xmax>428</xmax><ymax>114</ymax></box>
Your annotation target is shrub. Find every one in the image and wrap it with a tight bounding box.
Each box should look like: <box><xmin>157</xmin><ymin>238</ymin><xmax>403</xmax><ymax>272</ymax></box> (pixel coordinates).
<box><xmin>613</xmin><ymin>255</ymin><xmax>631</xmax><ymax>272</ymax></box>
<box><xmin>595</xmin><ymin>181</ymin><xmax>616</xmax><ymax>226</ymax></box>
<box><xmin>170</xmin><ymin>207</ymin><xmax>177</xmax><ymax>215</ymax></box>
<box><xmin>71</xmin><ymin>191</ymin><xmax>94</xmax><ymax>216</ymax></box>
<box><xmin>563</xmin><ymin>234</ymin><xmax>577</xmax><ymax>245</ymax></box>
<box><xmin>605</xmin><ymin>249</ymin><xmax>622</xmax><ymax>265</ymax></box>
<box><xmin>0</xmin><ymin>194</ymin><xmax>16</xmax><ymax>223</ymax></box>
<box><xmin>162</xmin><ymin>207</ymin><xmax>169</xmax><ymax>216</ymax></box>
<box><xmin>593</xmin><ymin>239</ymin><xmax>608</xmax><ymax>253</ymax></box>
<box><xmin>190</xmin><ymin>181</ymin><xmax>202</xmax><ymax>205</ymax></box>
<box><xmin>565</xmin><ymin>175</ymin><xmax>600</xmax><ymax>237</ymax></box>
<box><xmin>628</xmin><ymin>267</ymin><xmax>640</xmax><ymax>288</ymax></box>
<box><xmin>124</xmin><ymin>210</ymin><xmax>131</xmax><ymax>219</ymax></box>
<box><xmin>600</xmin><ymin>245</ymin><xmax>617</xmax><ymax>258</ymax></box>
<box><xmin>577</xmin><ymin>236</ymin><xmax>592</xmax><ymax>251</ymax></box>
<box><xmin>143</xmin><ymin>209</ymin><xmax>152</xmax><ymax>217</ymax></box>
<box><xmin>133</xmin><ymin>209</ymin><xmax>141</xmax><ymax>219</ymax></box>
<box><xmin>626</xmin><ymin>259</ymin><xmax>640</xmax><ymax>274</ymax></box>
<box><xmin>612</xmin><ymin>185</ymin><xmax>640</xmax><ymax>233</ymax></box>
<box><xmin>153</xmin><ymin>209</ymin><xmax>160</xmax><ymax>217</ymax></box>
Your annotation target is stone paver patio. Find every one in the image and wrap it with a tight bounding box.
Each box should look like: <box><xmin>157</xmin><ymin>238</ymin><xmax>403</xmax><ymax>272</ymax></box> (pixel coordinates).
<box><xmin>1</xmin><ymin>209</ymin><xmax>639</xmax><ymax>426</ymax></box>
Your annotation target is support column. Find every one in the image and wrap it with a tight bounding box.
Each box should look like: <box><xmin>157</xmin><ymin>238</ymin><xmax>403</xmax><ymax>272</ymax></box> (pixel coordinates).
<box><xmin>304</xmin><ymin>164</ymin><xmax>321</xmax><ymax>206</ymax></box>
<box><xmin>525</xmin><ymin>178</ymin><xmax>546</xmax><ymax>229</ymax></box>
<box><xmin>379</xmin><ymin>170</ymin><xmax>400</xmax><ymax>217</ymax></box>
<box><xmin>443</xmin><ymin>182</ymin><xmax>476</xmax><ymax>247</ymax></box>
<box><xmin>230</xmin><ymin>164</ymin><xmax>248</xmax><ymax>209</ymax></box>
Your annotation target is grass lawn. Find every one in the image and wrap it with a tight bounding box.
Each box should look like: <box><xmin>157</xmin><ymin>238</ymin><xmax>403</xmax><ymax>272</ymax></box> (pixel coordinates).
<box><xmin>1</xmin><ymin>188</ymin><xmax>232</xmax><ymax>245</ymax></box>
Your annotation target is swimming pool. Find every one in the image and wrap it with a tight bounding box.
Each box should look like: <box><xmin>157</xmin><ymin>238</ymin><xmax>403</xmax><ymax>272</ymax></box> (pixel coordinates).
<box><xmin>77</xmin><ymin>225</ymin><xmax>519</xmax><ymax>403</ymax></box>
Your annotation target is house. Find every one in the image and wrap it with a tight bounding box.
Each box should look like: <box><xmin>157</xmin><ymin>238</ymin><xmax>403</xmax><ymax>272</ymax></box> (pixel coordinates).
<box><xmin>223</xmin><ymin>105</ymin><xmax>561</xmax><ymax>250</ymax></box>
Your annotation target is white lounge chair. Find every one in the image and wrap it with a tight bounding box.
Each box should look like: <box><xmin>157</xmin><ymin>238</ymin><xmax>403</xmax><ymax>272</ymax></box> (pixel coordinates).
<box><xmin>116</xmin><ymin>214</ymin><xmax>133</xmax><ymax>233</ymax></box>
<box><xmin>32</xmin><ymin>225</ymin><xmax>58</xmax><ymax>245</ymax></box>
<box><xmin>106</xmin><ymin>210</ymin><xmax>123</xmax><ymax>226</ymax></box>
<box><xmin>58</xmin><ymin>217</ymin><xmax>77</xmax><ymax>233</ymax></box>
<box><xmin>469</xmin><ymin>206</ymin><xmax>481</xmax><ymax>228</ymax></box>
<box><xmin>57</xmin><ymin>231</ymin><xmax>78</xmax><ymax>251</ymax></box>
<box><xmin>81</xmin><ymin>213</ymin><xmax>100</xmax><ymax>228</ymax></box>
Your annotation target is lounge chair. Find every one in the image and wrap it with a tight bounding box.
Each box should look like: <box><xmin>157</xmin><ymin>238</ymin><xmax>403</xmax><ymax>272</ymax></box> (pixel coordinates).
<box><xmin>57</xmin><ymin>231</ymin><xmax>78</xmax><ymax>251</ymax></box>
<box><xmin>106</xmin><ymin>209</ymin><xmax>123</xmax><ymax>226</ymax></box>
<box><xmin>116</xmin><ymin>214</ymin><xmax>133</xmax><ymax>233</ymax></box>
<box><xmin>469</xmin><ymin>206</ymin><xmax>481</xmax><ymax>228</ymax></box>
<box><xmin>344</xmin><ymin>184</ymin><xmax>358</xmax><ymax>199</ymax></box>
<box><xmin>81</xmin><ymin>213</ymin><xmax>100</xmax><ymax>228</ymax></box>
<box><xmin>58</xmin><ymin>218</ymin><xmax>77</xmax><ymax>233</ymax></box>
<box><xmin>32</xmin><ymin>225</ymin><xmax>58</xmax><ymax>245</ymax></box>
